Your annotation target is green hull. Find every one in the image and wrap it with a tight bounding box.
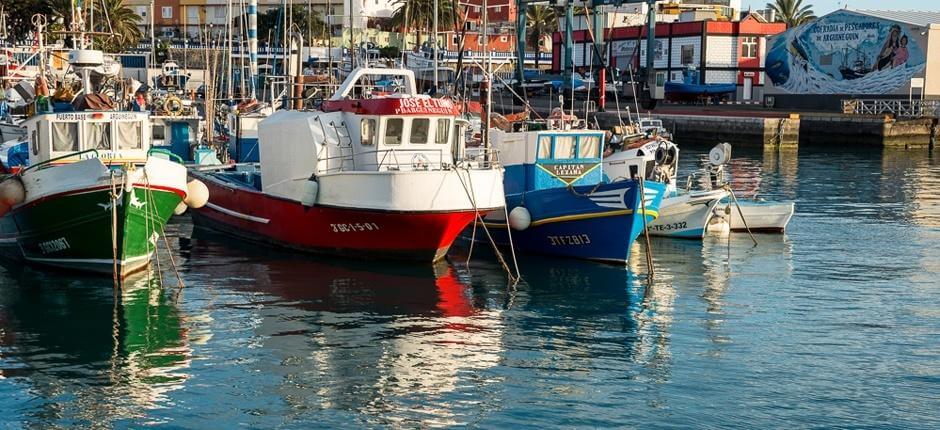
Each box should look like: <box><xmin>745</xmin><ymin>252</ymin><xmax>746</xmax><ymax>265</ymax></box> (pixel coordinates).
<box><xmin>0</xmin><ymin>185</ymin><xmax>183</xmax><ymax>277</ymax></box>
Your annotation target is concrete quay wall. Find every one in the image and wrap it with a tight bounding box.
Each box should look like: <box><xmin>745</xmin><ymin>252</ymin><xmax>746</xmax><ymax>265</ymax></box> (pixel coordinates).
<box><xmin>798</xmin><ymin>115</ymin><xmax>938</xmax><ymax>149</ymax></box>
<box><xmin>593</xmin><ymin>112</ymin><xmax>800</xmax><ymax>148</ymax></box>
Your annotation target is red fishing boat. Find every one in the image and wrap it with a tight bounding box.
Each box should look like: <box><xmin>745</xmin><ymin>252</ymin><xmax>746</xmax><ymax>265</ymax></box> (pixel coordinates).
<box><xmin>189</xmin><ymin>67</ymin><xmax>505</xmax><ymax>262</ymax></box>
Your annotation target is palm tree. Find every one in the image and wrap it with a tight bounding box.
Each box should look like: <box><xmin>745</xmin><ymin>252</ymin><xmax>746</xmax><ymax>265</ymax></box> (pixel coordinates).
<box><xmin>526</xmin><ymin>5</ymin><xmax>556</xmax><ymax>69</ymax></box>
<box><xmin>389</xmin><ymin>0</ymin><xmax>456</xmax><ymax>50</ymax></box>
<box><xmin>766</xmin><ymin>0</ymin><xmax>816</xmax><ymax>27</ymax></box>
<box><xmin>93</xmin><ymin>0</ymin><xmax>144</xmax><ymax>51</ymax></box>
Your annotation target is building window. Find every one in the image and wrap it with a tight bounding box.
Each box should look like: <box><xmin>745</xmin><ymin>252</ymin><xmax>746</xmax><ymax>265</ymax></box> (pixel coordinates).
<box><xmin>681</xmin><ymin>45</ymin><xmax>694</xmax><ymax>65</ymax></box>
<box><xmin>495</xmin><ymin>6</ymin><xmax>501</xmax><ymax>13</ymax></box>
<box><xmin>162</xmin><ymin>6</ymin><xmax>172</xmax><ymax>19</ymax></box>
<box><xmin>742</xmin><ymin>36</ymin><xmax>757</xmax><ymax>58</ymax></box>
<box><xmin>474</xmin><ymin>6</ymin><xmax>480</xmax><ymax>13</ymax></box>
<box><xmin>214</xmin><ymin>6</ymin><xmax>226</xmax><ymax>18</ymax></box>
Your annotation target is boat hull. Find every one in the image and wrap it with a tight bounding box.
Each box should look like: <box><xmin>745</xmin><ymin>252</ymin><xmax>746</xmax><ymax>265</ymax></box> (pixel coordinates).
<box><xmin>0</xmin><ymin>184</ymin><xmax>183</xmax><ymax>276</ymax></box>
<box><xmin>648</xmin><ymin>189</ymin><xmax>728</xmax><ymax>239</ymax></box>
<box><xmin>481</xmin><ymin>180</ymin><xmax>666</xmax><ymax>264</ymax></box>
<box><xmin>715</xmin><ymin>201</ymin><xmax>795</xmax><ymax>233</ymax></box>
<box><xmin>189</xmin><ymin>172</ymin><xmax>487</xmax><ymax>262</ymax></box>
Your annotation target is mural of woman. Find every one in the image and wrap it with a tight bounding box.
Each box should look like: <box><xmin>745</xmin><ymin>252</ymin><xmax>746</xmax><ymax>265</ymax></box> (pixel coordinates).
<box><xmin>892</xmin><ymin>35</ymin><xmax>910</xmax><ymax>68</ymax></box>
<box><xmin>875</xmin><ymin>25</ymin><xmax>901</xmax><ymax>71</ymax></box>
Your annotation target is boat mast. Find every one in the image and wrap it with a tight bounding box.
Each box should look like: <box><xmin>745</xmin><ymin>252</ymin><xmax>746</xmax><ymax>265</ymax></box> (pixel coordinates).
<box><xmin>348</xmin><ymin>0</ymin><xmax>354</xmax><ymax>68</ymax></box>
<box><xmin>150</xmin><ymin>0</ymin><xmax>156</xmax><ymax>67</ymax></box>
<box><xmin>248</xmin><ymin>0</ymin><xmax>258</xmax><ymax>98</ymax></box>
<box><xmin>482</xmin><ymin>0</ymin><xmax>490</xmax><ymax>148</ymax></box>
<box><xmin>227</xmin><ymin>0</ymin><xmax>234</xmax><ymax>102</ymax></box>
<box><xmin>433</xmin><ymin>0</ymin><xmax>438</xmax><ymax>92</ymax></box>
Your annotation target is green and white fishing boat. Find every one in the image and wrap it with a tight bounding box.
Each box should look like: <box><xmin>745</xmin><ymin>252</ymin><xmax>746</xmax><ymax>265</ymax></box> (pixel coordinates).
<box><xmin>0</xmin><ymin>45</ymin><xmax>207</xmax><ymax>277</ymax></box>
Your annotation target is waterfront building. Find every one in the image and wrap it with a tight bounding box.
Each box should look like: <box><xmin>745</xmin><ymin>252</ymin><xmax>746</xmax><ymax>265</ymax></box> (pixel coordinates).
<box><xmin>123</xmin><ymin>0</ymin><xmax>395</xmax><ymax>39</ymax></box>
<box><xmin>763</xmin><ymin>9</ymin><xmax>940</xmax><ymax>111</ymax></box>
<box><xmin>552</xmin><ymin>12</ymin><xmax>785</xmax><ymax>102</ymax></box>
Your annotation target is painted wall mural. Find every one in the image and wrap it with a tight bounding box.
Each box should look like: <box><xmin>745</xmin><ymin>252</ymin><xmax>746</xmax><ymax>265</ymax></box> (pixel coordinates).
<box><xmin>765</xmin><ymin>10</ymin><xmax>926</xmax><ymax>94</ymax></box>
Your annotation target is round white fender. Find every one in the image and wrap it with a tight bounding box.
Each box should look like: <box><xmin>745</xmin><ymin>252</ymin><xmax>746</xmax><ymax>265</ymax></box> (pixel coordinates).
<box><xmin>0</xmin><ymin>177</ymin><xmax>26</xmax><ymax>207</ymax></box>
<box><xmin>174</xmin><ymin>201</ymin><xmax>188</xmax><ymax>215</ymax></box>
<box><xmin>508</xmin><ymin>206</ymin><xmax>531</xmax><ymax>231</ymax></box>
<box><xmin>184</xmin><ymin>179</ymin><xmax>209</xmax><ymax>209</ymax></box>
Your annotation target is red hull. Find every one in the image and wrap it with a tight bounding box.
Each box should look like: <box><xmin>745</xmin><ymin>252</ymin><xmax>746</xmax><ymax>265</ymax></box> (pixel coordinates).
<box><xmin>191</xmin><ymin>174</ymin><xmax>481</xmax><ymax>262</ymax></box>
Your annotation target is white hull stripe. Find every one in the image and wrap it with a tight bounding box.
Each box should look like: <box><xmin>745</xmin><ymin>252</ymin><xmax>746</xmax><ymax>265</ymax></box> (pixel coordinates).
<box><xmin>206</xmin><ymin>202</ymin><xmax>271</xmax><ymax>224</ymax></box>
<box><xmin>25</xmin><ymin>253</ymin><xmax>153</xmax><ymax>265</ymax></box>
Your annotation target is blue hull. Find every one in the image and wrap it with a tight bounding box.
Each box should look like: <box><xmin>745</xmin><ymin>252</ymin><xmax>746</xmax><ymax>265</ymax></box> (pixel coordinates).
<box><xmin>665</xmin><ymin>82</ymin><xmax>737</xmax><ymax>95</ymax></box>
<box><xmin>483</xmin><ymin>180</ymin><xmax>666</xmax><ymax>263</ymax></box>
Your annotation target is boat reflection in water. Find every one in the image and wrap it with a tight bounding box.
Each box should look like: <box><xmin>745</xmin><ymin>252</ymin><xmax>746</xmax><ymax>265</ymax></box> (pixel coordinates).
<box><xmin>0</xmin><ymin>269</ymin><xmax>191</xmax><ymax>427</ymax></box>
<box><xmin>184</xmin><ymin>230</ymin><xmax>507</xmax><ymax>427</ymax></box>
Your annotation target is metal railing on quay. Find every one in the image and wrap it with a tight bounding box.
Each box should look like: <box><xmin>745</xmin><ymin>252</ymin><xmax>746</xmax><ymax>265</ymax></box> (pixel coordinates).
<box><xmin>842</xmin><ymin>99</ymin><xmax>940</xmax><ymax>118</ymax></box>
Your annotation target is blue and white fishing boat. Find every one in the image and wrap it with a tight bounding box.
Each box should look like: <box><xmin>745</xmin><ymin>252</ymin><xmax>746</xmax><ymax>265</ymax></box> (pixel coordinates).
<box><xmin>479</xmin><ymin>128</ymin><xmax>666</xmax><ymax>264</ymax></box>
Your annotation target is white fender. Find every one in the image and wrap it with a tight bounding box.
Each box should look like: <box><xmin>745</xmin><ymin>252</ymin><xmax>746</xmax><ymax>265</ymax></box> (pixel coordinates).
<box><xmin>300</xmin><ymin>178</ymin><xmax>318</xmax><ymax>207</ymax></box>
<box><xmin>0</xmin><ymin>177</ymin><xmax>26</xmax><ymax>207</ymax></box>
<box><xmin>508</xmin><ymin>206</ymin><xmax>531</xmax><ymax>231</ymax></box>
<box><xmin>174</xmin><ymin>201</ymin><xmax>188</xmax><ymax>215</ymax></box>
<box><xmin>184</xmin><ymin>179</ymin><xmax>209</xmax><ymax>209</ymax></box>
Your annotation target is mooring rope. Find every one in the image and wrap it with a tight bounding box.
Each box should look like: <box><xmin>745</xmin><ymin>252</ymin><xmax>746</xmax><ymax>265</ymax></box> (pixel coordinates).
<box><xmin>638</xmin><ymin>176</ymin><xmax>655</xmax><ymax>280</ymax></box>
<box><xmin>108</xmin><ymin>170</ymin><xmax>120</xmax><ymax>288</ymax></box>
<box><xmin>452</xmin><ymin>166</ymin><xmax>519</xmax><ymax>283</ymax></box>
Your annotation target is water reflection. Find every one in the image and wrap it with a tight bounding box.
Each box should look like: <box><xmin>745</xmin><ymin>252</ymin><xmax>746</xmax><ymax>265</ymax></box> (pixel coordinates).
<box><xmin>0</xmin><ymin>269</ymin><xmax>190</xmax><ymax>427</ymax></box>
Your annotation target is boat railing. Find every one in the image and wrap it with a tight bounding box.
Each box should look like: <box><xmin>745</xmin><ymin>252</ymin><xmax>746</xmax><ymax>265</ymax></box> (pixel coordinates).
<box><xmin>462</xmin><ymin>147</ymin><xmax>501</xmax><ymax>169</ymax></box>
<box><xmin>316</xmin><ymin>148</ymin><xmax>444</xmax><ymax>173</ymax></box>
<box><xmin>147</xmin><ymin>148</ymin><xmax>185</xmax><ymax>164</ymax></box>
<box><xmin>19</xmin><ymin>149</ymin><xmax>100</xmax><ymax>176</ymax></box>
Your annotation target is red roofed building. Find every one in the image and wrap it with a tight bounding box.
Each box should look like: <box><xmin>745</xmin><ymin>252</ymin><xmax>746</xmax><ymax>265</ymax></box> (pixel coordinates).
<box><xmin>552</xmin><ymin>13</ymin><xmax>786</xmax><ymax>101</ymax></box>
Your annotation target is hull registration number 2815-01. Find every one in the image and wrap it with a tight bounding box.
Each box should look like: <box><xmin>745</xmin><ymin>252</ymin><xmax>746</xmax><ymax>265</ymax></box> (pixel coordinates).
<box><xmin>548</xmin><ymin>234</ymin><xmax>592</xmax><ymax>246</ymax></box>
<box><xmin>648</xmin><ymin>222</ymin><xmax>688</xmax><ymax>232</ymax></box>
<box><xmin>330</xmin><ymin>223</ymin><xmax>380</xmax><ymax>233</ymax></box>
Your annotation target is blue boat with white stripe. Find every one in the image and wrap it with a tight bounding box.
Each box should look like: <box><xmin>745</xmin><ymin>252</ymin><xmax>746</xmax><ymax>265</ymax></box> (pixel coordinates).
<box><xmin>480</xmin><ymin>128</ymin><xmax>666</xmax><ymax>264</ymax></box>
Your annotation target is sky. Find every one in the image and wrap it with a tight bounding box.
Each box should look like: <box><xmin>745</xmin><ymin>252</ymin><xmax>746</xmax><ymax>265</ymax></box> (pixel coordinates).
<box><xmin>741</xmin><ymin>0</ymin><xmax>940</xmax><ymax>15</ymax></box>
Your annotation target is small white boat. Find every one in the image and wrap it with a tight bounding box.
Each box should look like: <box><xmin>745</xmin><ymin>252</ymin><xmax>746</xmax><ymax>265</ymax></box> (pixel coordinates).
<box><xmin>714</xmin><ymin>200</ymin><xmax>795</xmax><ymax>233</ymax></box>
<box><xmin>604</xmin><ymin>137</ymin><xmax>727</xmax><ymax>239</ymax></box>
<box><xmin>650</xmin><ymin>189</ymin><xmax>729</xmax><ymax>238</ymax></box>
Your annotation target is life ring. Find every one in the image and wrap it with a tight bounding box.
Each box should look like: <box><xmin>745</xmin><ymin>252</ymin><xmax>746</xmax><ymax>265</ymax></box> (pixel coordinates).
<box><xmin>163</xmin><ymin>95</ymin><xmax>183</xmax><ymax>116</ymax></box>
<box><xmin>411</xmin><ymin>153</ymin><xmax>431</xmax><ymax>170</ymax></box>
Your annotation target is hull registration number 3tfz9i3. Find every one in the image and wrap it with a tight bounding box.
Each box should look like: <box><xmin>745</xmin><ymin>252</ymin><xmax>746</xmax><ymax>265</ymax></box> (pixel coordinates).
<box><xmin>548</xmin><ymin>234</ymin><xmax>592</xmax><ymax>246</ymax></box>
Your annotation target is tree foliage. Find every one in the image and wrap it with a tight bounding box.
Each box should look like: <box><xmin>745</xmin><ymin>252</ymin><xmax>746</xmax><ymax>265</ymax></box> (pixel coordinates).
<box><xmin>256</xmin><ymin>6</ymin><xmax>329</xmax><ymax>44</ymax></box>
<box><xmin>766</xmin><ymin>0</ymin><xmax>816</xmax><ymax>27</ymax></box>
<box><xmin>389</xmin><ymin>0</ymin><xmax>457</xmax><ymax>48</ymax></box>
<box><xmin>526</xmin><ymin>6</ymin><xmax>556</xmax><ymax>68</ymax></box>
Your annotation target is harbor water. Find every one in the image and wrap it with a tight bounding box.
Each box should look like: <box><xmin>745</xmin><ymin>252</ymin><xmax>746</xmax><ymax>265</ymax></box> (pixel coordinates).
<box><xmin>1</xmin><ymin>146</ymin><xmax>938</xmax><ymax>428</ymax></box>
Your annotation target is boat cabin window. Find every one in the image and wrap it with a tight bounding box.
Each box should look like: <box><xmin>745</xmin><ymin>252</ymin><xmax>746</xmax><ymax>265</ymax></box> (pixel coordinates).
<box><xmin>84</xmin><ymin>122</ymin><xmax>112</xmax><ymax>150</ymax></box>
<box><xmin>152</xmin><ymin>124</ymin><xmax>166</xmax><ymax>140</ymax></box>
<box><xmin>537</xmin><ymin>136</ymin><xmax>552</xmax><ymax>159</ymax></box>
<box><xmin>537</xmin><ymin>134</ymin><xmax>603</xmax><ymax>160</ymax></box>
<box><xmin>411</xmin><ymin>119</ymin><xmax>429</xmax><ymax>144</ymax></box>
<box><xmin>361</xmin><ymin>118</ymin><xmax>376</xmax><ymax>146</ymax></box>
<box><xmin>554</xmin><ymin>136</ymin><xmax>576</xmax><ymax>159</ymax></box>
<box><xmin>579</xmin><ymin>135</ymin><xmax>600</xmax><ymax>158</ymax></box>
<box><xmin>385</xmin><ymin>118</ymin><xmax>403</xmax><ymax>145</ymax></box>
<box><xmin>435</xmin><ymin>119</ymin><xmax>449</xmax><ymax>144</ymax></box>
<box><xmin>52</xmin><ymin>122</ymin><xmax>80</xmax><ymax>152</ymax></box>
<box><xmin>116</xmin><ymin>121</ymin><xmax>143</xmax><ymax>150</ymax></box>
